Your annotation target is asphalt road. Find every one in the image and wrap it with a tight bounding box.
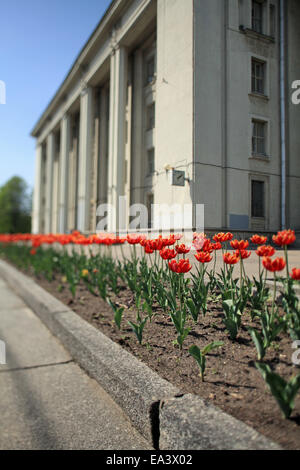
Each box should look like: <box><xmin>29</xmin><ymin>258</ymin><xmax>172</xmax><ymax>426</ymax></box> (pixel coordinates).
<box><xmin>0</xmin><ymin>278</ymin><xmax>152</xmax><ymax>450</ymax></box>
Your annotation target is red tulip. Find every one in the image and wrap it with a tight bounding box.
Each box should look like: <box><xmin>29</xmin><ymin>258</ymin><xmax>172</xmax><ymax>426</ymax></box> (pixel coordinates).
<box><xmin>250</xmin><ymin>234</ymin><xmax>268</xmax><ymax>245</ymax></box>
<box><xmin>168</xmin><ymin>259</ymin><xmax>192</xmax><ymax>273</ymax></box>
<box><xmin>194</xmin><ymin>252</ymin><xmax>212</xmax><ymax>263</ymax></box>
<box><xmin>175</xmin><ymin>244</ymin><xmax>191</xmax><ymax>254</ymax></box>
<box><xmin>223</xmin><ymin>253</ymin><xmax>240</xmax><ymax>265</ymax></box>
<box><xmin>127</xmin><ymin>234</ymin><xmax>146</xmax><ymax>245</ymax></box>
<box><xmin>256</xmin><ymin>245</ymin><xmax>275</xmax><ymax>257</ymax></box>
<box><xmin>212</xmin><ymin>242</ymin><xmax>222</xmax><ymax>251</ymax></box>
<box><xmin>236</xmin><ymin>249</ymin><xmax>251</xmax><ymax>260</ymax></box>
<box><xmin>160</xmin><ymin>248</ymin><xmax>177</xmax><ymax>260</ymax></box>
<box><xmin>230</xmin><ymin>239</ymin><xmax>249</xmax><ymax>251</ymax></box>
<box><xmin>291</xmin><ymin>268</ymin><xmax>300</xmax><ymax>281</ymax></box>
<box><xmin>262</xmin><ymin>257</ymin><xmax>286</xmax><ymax>272</ymax></box>
<box><xmin>273</xmin><ymin>229</ymin><xmax>296</xmax><ymax>247</ymax></box>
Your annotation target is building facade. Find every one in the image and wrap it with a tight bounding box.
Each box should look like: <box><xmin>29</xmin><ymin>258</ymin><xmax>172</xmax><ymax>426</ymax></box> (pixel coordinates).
<box><xmin>31</xmin><ymin>0</ymin><xmax>300</xmax><ymax>235</ymax></box>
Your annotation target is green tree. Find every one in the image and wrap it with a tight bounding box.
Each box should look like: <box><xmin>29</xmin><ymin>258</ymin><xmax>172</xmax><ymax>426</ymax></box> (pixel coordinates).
<box><xmin>0</xmin><ymin>176</ymin><xmax>32</xmax><ymax>233</ymax></box>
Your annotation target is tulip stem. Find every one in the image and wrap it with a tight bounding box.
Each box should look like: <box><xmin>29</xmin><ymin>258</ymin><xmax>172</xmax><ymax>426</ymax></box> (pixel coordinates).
<box><xmin>272</xmin><ymin>272</ymin><xmax>277</xmax><ymax>319</ymax></box>
<box><xmin>284</xmin><ymin>245</ymin><xmax>289</xmax><ymax>279</ymax></box>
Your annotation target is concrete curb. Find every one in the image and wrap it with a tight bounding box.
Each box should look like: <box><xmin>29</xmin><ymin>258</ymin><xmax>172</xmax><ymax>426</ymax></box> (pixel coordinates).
<box><xmin>0</xmin><ymin>260</ymin><xmax>281</xmax><ymax>450</ymax></box>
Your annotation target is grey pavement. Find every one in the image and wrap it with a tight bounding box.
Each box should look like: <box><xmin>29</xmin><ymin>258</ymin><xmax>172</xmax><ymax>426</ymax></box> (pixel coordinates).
<box><xmin>0</xmin><ymin>279</ymin><xmax>152</xmax><ymax>450</ymax></box>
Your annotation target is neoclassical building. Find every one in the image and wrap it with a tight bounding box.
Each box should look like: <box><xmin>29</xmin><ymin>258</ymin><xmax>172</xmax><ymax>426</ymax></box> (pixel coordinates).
<box><xmin>31</xmin><ymin>0</ymin><xmax>300</xmax><ymax>235</ymax></box>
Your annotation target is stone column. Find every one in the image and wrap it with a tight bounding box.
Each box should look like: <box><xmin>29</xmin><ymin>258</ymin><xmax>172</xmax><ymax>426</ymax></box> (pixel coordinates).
<box><xmin>45</xmin><ymin>133</ymin><xmax>55</xmax><ymax>233</ymax></box>
<box><xmin>130</xmin><ymin>49</ymin><xmax>143</xmax><ymax>207</ymax></box>
<box><xmin>78</xmin><ymin>86</ymin><xmax>93</xmax><ymax>233</ymax></box>
<box><xmin>99</xmin><ymin>86</ymin><xmax>109</xmax><ymax>206</ymax></box>
<box><xmin>107</xmin><ymin>46</ymin><xmax>128</xmax><ymax>232</ymax></box>
<box><xmin>52</xmin><ymin>150</ymin><xmax>59</xmax><ymax>234</ymax></box>
<box><xmin>59</xmin><ymin>114</ymin><xmax>70</xmax><ymax>233</ymax></box>
<box><xmin>32</xmin><ymin>144</ymin><xmax>43</xmax><ymax>234</ymax></box>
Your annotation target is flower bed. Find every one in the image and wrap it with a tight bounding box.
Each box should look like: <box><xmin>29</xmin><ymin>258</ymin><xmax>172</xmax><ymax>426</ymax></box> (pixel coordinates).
<box><xmin>0</xmin><ymin>230</ymin><xmax>300</xmax><ymax>449</ymax></box>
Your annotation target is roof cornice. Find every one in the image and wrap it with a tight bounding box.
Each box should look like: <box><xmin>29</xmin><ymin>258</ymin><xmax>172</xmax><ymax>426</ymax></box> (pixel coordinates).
<box><xmin>31</xmin><ymin>0</ymin><xmax>126</xmax><ymax>137</ymax></box>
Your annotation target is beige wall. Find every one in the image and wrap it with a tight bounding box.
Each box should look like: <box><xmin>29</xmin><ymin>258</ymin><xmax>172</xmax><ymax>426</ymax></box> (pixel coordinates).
<box><xmin>192</xmin><ymin>0</ymin><xmax>300</xmax><ymax>232</ymax></box>
<box><xmin>32</xmin><ymin>0</ymin><xmax>300</xmax><ymax>234</ymax></box>
<box><xmin>154</xmin><ymin>0</ymin><xmax>194</xmax><ymax>226</ymax></box>
<box><xmin>287</xmin><ymin>0</ymin><xmax>300</xmax><ymax>230</ymax></box>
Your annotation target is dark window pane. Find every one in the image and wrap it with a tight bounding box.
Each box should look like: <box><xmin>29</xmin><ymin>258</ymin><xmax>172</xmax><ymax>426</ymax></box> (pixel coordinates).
<box><xmin>146</xmin><ymin>193</ymin><xmax>154</xmax><ymax>228</ymax></box>
<box><xmin>146</xmin><ymin>57</ymin><xmax>155</xmax><ymax>85</ymax></box>
<box><xmin>270</xmin><ymin>4</ymin><xmax>276</xmax><ymax>37</ymax></box>
<box><xmin>252</xmin><ymin>180</ymin><xmax>265</xmax><ymax>217</ymax></box>
<box><xmin>252</xmin><ymin>59</ymin><xmax>265</xmax><ymax>94</ymax></box>
<box><xmin>252</xmin><ymin>120</ymin><xmax>266</xmax><ymax>155</ymax></box>
<box><xmin>147</xmin><ymin>104</ymin><xmax>155</xmax><ymax>130</ymax></box>
<box><xmin>147</xmin><ymin>148</ymin><xmax>155</xmax><ymax>175</ymax></box>
<box><xmin>252</xmin><ymin>1</ymin><xmax>263</xmax><ymax>33</ymax></box>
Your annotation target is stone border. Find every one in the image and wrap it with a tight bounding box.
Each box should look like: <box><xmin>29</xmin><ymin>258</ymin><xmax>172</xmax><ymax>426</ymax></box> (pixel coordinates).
<box><xmin>0</xmin><ymin>260</ymin><xmax>281</xmax><ymax>450</ymax></box>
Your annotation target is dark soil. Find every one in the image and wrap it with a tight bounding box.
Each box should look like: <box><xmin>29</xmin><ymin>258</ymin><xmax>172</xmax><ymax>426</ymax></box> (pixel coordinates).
<box><xmin>15</xmin><ymin>267</ymin><xmax>300</xmax><ymax>449</ymax></box>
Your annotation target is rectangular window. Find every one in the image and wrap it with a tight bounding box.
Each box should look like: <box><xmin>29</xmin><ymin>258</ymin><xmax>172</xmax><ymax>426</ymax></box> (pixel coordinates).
<box><xmin>270</xmin><ymin>4</ymin><xmax>275</xmax><ymax>37</ymax></box>
<box><xmin>147</xmin><ymin>103</ymin><xmax>155</xmax><ymax>130</ymax></box>
<box><xmin>252</xmin><ymin>120</ymin><xmax>266</xmax><ymax>155</ymax></box>
<box><xmin>251</xmin><ymin>180</ymin><xmax>265</xmax><ymax>218</ymax></box>
<box><xmin>252</xmin><ymin>59</ymin><xmax>265</xmax><ymax>94</ymax></box>
<box><xmin>147</xmin><ymin>148</ymin><xmax>155</xmax><ymax>175</ymax></box>
<box><xmin>252</xmin><ymin>0</ymin><xmax>263</xmax><ymax>34</ymax></box>
<box><xmin>146</xmin><ymin>193</ymin><xmax>154</xmax><ymax>229</ymax></box>
<box><xmin>146</xmin><ymin>57</ymin><xmax>155</xmax><ymax>85</ymax></box>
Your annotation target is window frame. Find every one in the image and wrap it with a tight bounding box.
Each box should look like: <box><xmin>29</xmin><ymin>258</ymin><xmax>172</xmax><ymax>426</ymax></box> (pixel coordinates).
<box><xmin>252</xmin><ymin>119</ymin><xmax>267</xmax><ymax>156</ymax></box>
<box><xmin>249</xmin><ymin>53</ymin><xmax>269</xmax><ymax>99</ymax></box>
<box><xmin>250</xmin><ymin>114</ymin><xmax>271</xmax><ymax>160</ymax></box>
<box><xmin>144</xmin><ymin>54</ymin><xmax>156</xmax><ymax>87</ymax></box>
<box><xmin>146</xmin><ymin>103</ymin><xmax>155</xmax><ymax>131</ymax></box>
<box><xmin>252</xmin><ymin>0</ymin><xmax>264</xmax><ymax>34</ymax></box>
<box><xmin>248</xmin><ymin>174</ymin><xmax>269</xmax><ymax>230</ymax></box>
<box><xmin>251</xmin><ymin>58</ymin><xmax>266</xmax><ymax>95</ymax></box>
<box><xmin>146</xmin><ymin>148</ymin><xmax>155</xmax><ymax>176</ymax></box>
<box><xmin>251</xmin><ymin>179</ymin><xmax>265</xmax><ymax>218</ymax></box>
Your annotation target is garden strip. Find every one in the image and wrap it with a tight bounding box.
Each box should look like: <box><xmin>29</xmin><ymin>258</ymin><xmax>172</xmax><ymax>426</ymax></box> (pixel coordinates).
<box><xmin>0</xmin><ymin>259</ymin><xmax>284</xmax><ymax>450</ymax></box>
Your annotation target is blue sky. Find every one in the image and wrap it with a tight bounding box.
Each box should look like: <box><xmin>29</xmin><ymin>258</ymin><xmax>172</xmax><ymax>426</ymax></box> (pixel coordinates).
<box><xmin>0</xmin><ymin>0</ymin><xmax>111</xmax><ymax>190</ymax></box>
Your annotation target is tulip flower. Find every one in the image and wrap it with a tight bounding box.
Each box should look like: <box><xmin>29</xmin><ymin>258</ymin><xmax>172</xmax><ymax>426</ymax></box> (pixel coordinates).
<box><xmin>256</xmin><ymin>245</ymin><xmax>275</xmax><ymax>257</ymax></box>
<box><xmin>194</xmin><ymin>252</ymin><xmax>212</xmax><ymax>263</ymax></box>
<box><xmin>273</xmin><ymin>229</ymin><xmax>296</xmax><ymax>247</ymax></box>
<box><xmin>230</xmin><ymin>239</ymin><xmax>249</xmax><ymax>251</ymax></box>
<box><xmin>144</xmin><ymin>243</ymin><xmax>154</xmax><ymax>254</ymax></box>
<box><xmin>251</xmin><ymin>235</ymin><xmax>268</xmax><ymax>245</ymax></box>
<box><xmin>273</xmin><ymin>229</ymin><xmax>296</xmax><ymax>278</ymax></box>
<box><xmin>127</xmin><ymin>234</ymin><xmax>146</xmax><ymax>245</ymax></box>
<box><xmin>237</xmin><ymin>249</ymin><xmax>251</xmax><ymax>260</ymax></box>
<box><xmin>160</xmin><ymin>248</ymin><xmax>177</xmax><ymax>260</ymax></box>
<box><xmin>175</xmin><ymin>244</ymin><xmax>191</xmax><ymax>255</ymax></box>
<box><xmin>262</xmin><ymin>257</ymin><xmax>286</xmax><ymax>273</ymax></box>
<box><xmin>223</xmin><ymin>253</ymin><xmax>240</xmax><ymax>265</ymax></box>
<box><xmin>168</xmin><ymin>259</ymin><xmax>192</xmax><ymax>274</ymax></box>
<box><xmin>213</xmin><ymin>232</ymin><xmax>233</xmax><ymax>243</ymax></box>
<box><xmin>291</xmin><ymin>268</ymin><xmax>300</xmax><ymax>281</ymax></box>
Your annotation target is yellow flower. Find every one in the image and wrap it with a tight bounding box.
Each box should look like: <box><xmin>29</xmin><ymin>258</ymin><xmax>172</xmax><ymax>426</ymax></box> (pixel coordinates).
<box><xmin>81</xmin><ymin>269</ymin><xmax>89</xmax><ymax>278</ymax></box>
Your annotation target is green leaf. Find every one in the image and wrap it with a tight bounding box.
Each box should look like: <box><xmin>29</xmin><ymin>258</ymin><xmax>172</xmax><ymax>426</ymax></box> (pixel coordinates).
<box><xmin>114</xmin><ymin>307</ymin><xmax>124</xmax><ymax>330</ymax></box>
<box><xmin>201</xmin><ymin>341</ymin><xmax>224</xmax><ymax>356</ymax></box>
<box><xmin>255</xmin><ymin>362</ymin><xmax>300</xmax><ymax>419</ymax></box>
<box><xmin>224</xmin><ymin>317</ymin><xmax>239</xmax><ymax>340</ymax></box>
<box><xmin>189</xmin><ymin>345</ymin><xmax>202</xmax><ymax>364</ymax></box>
<box><xmin>248</xmin><ymin>328</ymin><xmax>265</xmax><ymax>361</ymax></box>
<box><xmin>186</xmin><ymin>298</ymin><xmax>199</xmax><ymax>323</ymax></box>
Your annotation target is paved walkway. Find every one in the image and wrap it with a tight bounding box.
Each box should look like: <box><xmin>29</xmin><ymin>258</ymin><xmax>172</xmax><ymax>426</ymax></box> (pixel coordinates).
<box><xmin>0</xmin><ymin>277</ymin><xmax>151</xmax><ymax>450</ymax></box>
<box><xmin>96</xmin><ymin>245</ymin><xmax>300</xmax><ymax>279</ymax></box>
